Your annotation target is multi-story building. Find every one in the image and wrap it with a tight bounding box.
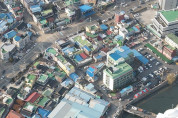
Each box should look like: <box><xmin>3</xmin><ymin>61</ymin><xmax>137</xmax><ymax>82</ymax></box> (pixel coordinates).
<box><xmin>45</xmin><ymin>47</ymin><xmax>75</xmax><ymax>75</ymax></box>
<box><xmin>0</xmin><ymin>43</ymin><xmax>16</xmax><ymax>60</ymax></box>
<box><xmin>152</xmin><ymin>9</ymin><xmax>178</xmax><ymax>36</ymax></box>
<box><xmin>103</xmin><ymin>61</ymin><xmax>133</xmax><ymax>90</ymax></box>
<box><xmin>115</xmin><ymin>11</ymin><xmax>125</xmax><ymax>23</ymax></box>
<box><xmin>165</xmin><ymin>33</ymin><xmax>178</xmax><ymax>49</ymax></box>
<box><xmin>159</xmin><ymin>0</ymin><xmax>178</xmax><ymax>10</ymax></box>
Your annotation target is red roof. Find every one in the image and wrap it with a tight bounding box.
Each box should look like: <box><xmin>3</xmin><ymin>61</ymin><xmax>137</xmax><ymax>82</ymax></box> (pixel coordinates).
<box><xmin>106</xmin><ymin>30</ymin><xmax>112</xmax><ymax>35</ymax></box>
<box><xmin>47</xmin><ymin>17</ymin><xmax>54</xmax><ymax>22</ymax></box>
<box><xmin>80</xmin><ymin>53</ymin><xmax>87</xmax><ymax>59</ymax></box>
<box><xmin>6</xmin><ymin>110</ymin><xmax>24</xmax><ymax>118</ymax></box>
<box><xmin>12</xmin><ymin>7</ymin><xmax>20</xmax><ymax>11</ymax></box>
<box><xmin>25</xmin><ymin>92</ymin><xmax>40</xmax><ymax>103</ymax></box>
<box><xmin>101</xmin><ymin>48</ymin><xmax>109</xmax><ymax>53</ymax></box>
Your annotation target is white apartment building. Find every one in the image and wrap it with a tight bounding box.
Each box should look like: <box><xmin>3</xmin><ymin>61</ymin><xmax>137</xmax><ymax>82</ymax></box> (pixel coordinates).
<box><xmin>159</xmin><ymin>0</ymin><xmax>178</xmax><ymax>10</ymax></box>
<box><xmin>152</xmin><ymin>9</ymin><xmax>178</xmax><ymax>36</ymax></box>
<box><xmin>0</xmin><ymin>43</ymin><xmax>16</xmax><ymax>60</ymax></box>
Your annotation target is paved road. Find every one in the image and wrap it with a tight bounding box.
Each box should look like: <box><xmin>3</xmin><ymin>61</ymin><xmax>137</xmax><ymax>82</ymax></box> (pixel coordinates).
<box><xmin>0</xmin><ymin>3</ymin><xmax>118</xmax><ymax>88</ymax></box>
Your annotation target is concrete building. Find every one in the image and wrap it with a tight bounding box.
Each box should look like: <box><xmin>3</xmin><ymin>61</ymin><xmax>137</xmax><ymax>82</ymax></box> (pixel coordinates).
<box><xmin>48</xmin><ymin>87</ymin><xmax>110</xmax><ymax>118</ymax></box>
<box><xmin>103</xmin><ymin>61</ymin><xmax>133</xmax><ymax>90</ymax></box>
<box><xmin>0</xmin><ymin>43</ymin><xmax>16</xmax><ymax>60</ymax></box>
<box><xmin>115</xmin><ymin>11</ymin><xmax>125</xmax><ymax>23</ymax></box>
<box><xmin>159</xmin><ymin>0</ymin><xmax>178</xmax><ymax>10</ymax></box>
<box><xmin>106</xmin><ymin>46</ymin><xmax>149</xmax><ymax>66</ymax></box>
<box><xmin>45</xmin><ymin>47</ymin><xmax>75</xmax><ymax>75</ymax></box>
<box><xmin>165</xmin><ymin>33</ymin><xmax>178</xmax><ymax>49</ymax></box>
<box><xmin>152</xmin><ymin>9</ymin><xmax>178</xmax><ymax>36</ymax></box>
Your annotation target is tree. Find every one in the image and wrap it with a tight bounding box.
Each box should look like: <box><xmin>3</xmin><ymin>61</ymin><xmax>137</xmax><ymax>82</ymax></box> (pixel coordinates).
<box><xmin>167</xmin><ymin>73</ymin><xmax>176</xmax><ymax>85</ymax></box>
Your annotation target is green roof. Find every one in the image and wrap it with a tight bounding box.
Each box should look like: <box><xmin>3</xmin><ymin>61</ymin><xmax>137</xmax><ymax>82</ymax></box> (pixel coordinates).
<box><xmin>1</xmin><ymin>48</ymin><xmax>7</xmax><ymax>53</ymax></box>
<box><xmin>57</xmin><ymin>55</ymin><xmax>67</xmax><ymax>63</ymax></box>
<box><xmin>42</xmin><ymin>88</ymin><xmax>54</xmax><ymax>97</ymax></box>
<box><xmin>27</xmin><ymin>74</ymin><xmax>36</xmax><ymax>81</ymax></box>
<box><xmin>37</xmin><ymin>74</ymin><xmax>48</xmax><ymax>83</ymax></box>
<box><xmin>167</xmin><ymin>33</ymin><xmax>178</xmax><ymax>44</ymax></box>
<box><xmin>33</xmin><ymin>61</ymin><xmax>40</xmax><ymax>67</ymax></box>
<box><xmin>37</xmin><ymin>97</ymin><xmax>50</xmax><ymax>107</ymax></box>
<box><xmin>160</xmin><ymin>10</ymin><xmax>178</xmax><ymax>22</ymax></box>
<box><xmin>42</xmin><ymin>9</ymin><xmax>53</xmax><ymax>15</ymax></box>
<box><xmin>5</xmin><ymin>98</ymin><xmax>13</xmax><ymax>105</ymax></box>
<box><xmin>145</xmin><ymin>43</ymin><xmax>173</xmax><ymax>64</ymax></box>
<box><xmin>73</xmin><ymin>35</ymin><xmax>92</xmax><ymax>47</ymax></box>
<box><xmin>86</xmin><ymin>32</ymin><xmax>98</xmax><ymax>38</ymax></box>
<box><xmin>104</xmin><ymin>62</ymin><xmax>133</xmax><ymax>79</ymax></box>
<box><xmin>48</xmin><ymin>73</ymin><xmax>54</xmax><ymax>78</ymax></box>
<box><xmin>40</xmin><ymin>19</ymin><xmax>47</xmax><ymax>25</ymax></box>
<box><xmin>24</xmin><ymin>102</ymin><xmax>37</xmax><ymax>112</ymax></box>
<box><xmin>46</xmin><ymin>48</ymin><xmax>57</xmax><ymax>55</ymax></box>
<box><xmin>0</xmin><ymin>108</ymin><xmax>5</xmax><ymax>117</ymax></box>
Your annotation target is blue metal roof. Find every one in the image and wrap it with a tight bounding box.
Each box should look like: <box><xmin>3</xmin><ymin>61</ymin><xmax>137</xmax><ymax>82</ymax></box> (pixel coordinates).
<box><xmin>79</xmin><ymin>5</ymin><xmax>93</xmax><ymax>12</ymax></box>
<box><xmin>120</xmin><ymin>85</ymin><xmax>132</xmax><ymax>94</ymax></box>
<box><xmin>38</xmin><ymin>108</ymin><xmax>50</xmax><ymax>118</ymax></box>
<box><xmin>86</xmin><ymin>67</ymin><xmax>95</xmax><ymax>77</ymax></box>
<box><xmin>132</xmin><ymin>49</ymin><xmax>149</xmax><ymax>65</ymax></box>
<box><xmin>69</xmin><ymin>73</ymin><xmax>79</xmax><ymax>82</ymax></box>
<box><xmin>109</xmin><ymin>51</ymin><xmax>121</xmax><ymax>61</ymax></box>
<box><xmin>4</xmin><ymin>30</ymin><xmax>17</xmax><ymax>39</ymax></box>
<box><xmin>83</xmin><ymin>45</ymin><xmax>91</xmax><ymax>52</ymax></box>
<box><xmin>75</xmin><ymin>54</ymin><xmax>83</xmax><ymax>62</ymax></box>
<box><xmin>14</xmin><ymin>36</ymin><xmax>21</xmax><ymax>41</ymax></box>
<box><xmin>87</xmin><ymin>67</ymin><xmax>95</xmax><ymax>73</ymax></box>
<box><xmin>115</xmin><ymin>35</ymin><xmax>124</xmax><ymax>41</ymax></box>
<box><xmin>100</xmin><ymin>24</ymin><xmax>108</xmax><ymax>31</ymax></box>
<box><xmin>110</xmin><ymin>46</ymin><xmax>148</xmax><ymax>65</ymax></box>
<box><xmin>84</xmin><ymin>11</ymin><xmax>95</xmax><ymax>17</ymax></box>
<box><xmin>0</xmin><ymin>13</ymin><xmax>6</xmax><ymax>19</ymax></box>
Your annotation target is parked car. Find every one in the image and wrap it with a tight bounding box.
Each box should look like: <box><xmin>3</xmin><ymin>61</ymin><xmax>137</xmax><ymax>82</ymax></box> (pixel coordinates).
<box><xmin>148</xmin><ymin>63</ymin><xmax>152</xmax><ymax>68</ymax></box>
<box><xmin>0</xmin><ymin>76</ymin><xmax>5</xmax><ymax>80</ymax></box>
<box><xmin>150</xmin><ymin>57</ymin><xmax>155</xmax><ymax>61</ymax></box>
<box><xmin>155</xmin><ymin>62</ymin><xmax>160</xmax><ymax>66</ymax></box>
<box><xmin>144</xmin><ymin>65</ymin><xmax>148</xmax><ymax>69</ymax></box>
<box><xmin>149</xmin><ymin>74</ymin><xmax>154</xmax><ymax>78</ymax></box>
<box><xmin>138</xmin><ymin>48</ymin><xmax>143</xmax><ymax>51</ymax></box>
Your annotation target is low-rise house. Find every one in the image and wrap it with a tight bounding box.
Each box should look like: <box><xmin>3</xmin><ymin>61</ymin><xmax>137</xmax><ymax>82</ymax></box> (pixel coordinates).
<box><xmin>4</xmin><ymin>0</ymin><xmax>24</xmax><ymax>21</ymax></box>
<box><xmin>0</xmin><ymin>12</ymin><xmax>15</xmax><ymax>34</ymax></box>
<box><xmin>37</xmin><ymin>96</ymin><xmax>50</xmax><ymax>108</ymax></box>
<box><xmin>72</xmin><ymin>50</ymin><xmax>93</xmax><ymax>67</ymax></box>
<box><xmin>54</xmin><ymin>54</ymin><xmax>75</xmax><ymax>75</ymax></box>
<box><xmin>6</xmin><ymin>110</ymin><xmax>25</xmax><ymax>118</ymax></box>
<box><xmin>84</xmin><ymin>83</ymin><xmax>97</xmax><ymax>94</ymax></box>
<box><xmin>25</xmin><ymin>92</ymin><xmax>41</xmax><ymax>104</ymax></box>
<box><xmin>36</xmin><ymin>74</ymin><xmax>49</xmax><ymax>86</ymax></box>
<box><xmin>54</xmin><ymin>70</ymin><xmax>67</xmax><ymax>83</ymax></box>
<box><xmin>2</xmin><ymin>94</ymin><xmax>13</xmax><ymax>107</ymax></box>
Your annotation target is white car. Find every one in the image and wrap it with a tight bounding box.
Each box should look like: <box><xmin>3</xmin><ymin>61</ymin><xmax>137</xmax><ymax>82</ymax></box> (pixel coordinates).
<box><xmin>150</xmin><ymin>57</ymin><xmax>155</xmax><ymax>61</ymax></box>
<box><xmin>1</xmin><ymin>76</ymin><xmax>5</xmax><ymax>80</ymax></box>
<box><xmin>149</xmin><ymin>74</ymin><xmax>154</xmax><ymax>78</ymax></box>
<box><xmin>138</xmin><ymin>48</ymin><xmax>143</xmax><ymax>52</ymax></box>
<box><xmin>138</xmin><ymin>68</ymin><xmax>143</xmax><ymax>73</ymax></box>
<box><xmin>148</xmin><ymin>55</ymin><xmax>152</xmax><ymax>58</ymax></box>
<box><xmin>153</xmin><ymin>71</ymin><xmax>158</xmax><ymax>75</ymax></box>
<box><xmin>148</xmin><ymin>64</ymin><xmax>152</xmax><ymax>68</ymax></box>
<box><xmin>155</xmin><ymin>62</ymin><xmax>160</xmax><ymax>66</ymax></box>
